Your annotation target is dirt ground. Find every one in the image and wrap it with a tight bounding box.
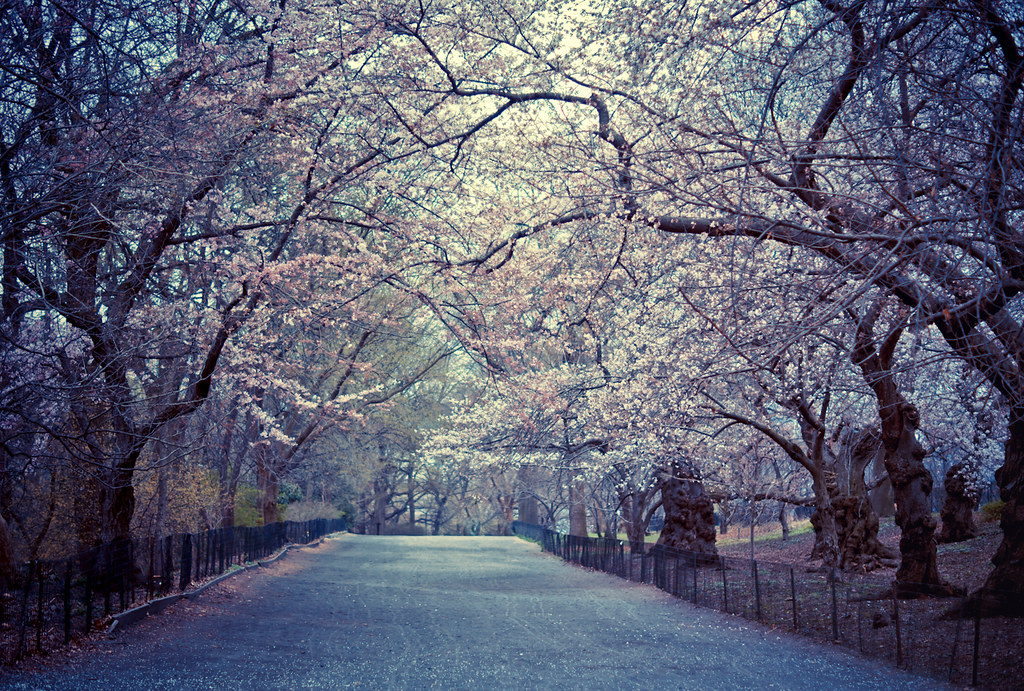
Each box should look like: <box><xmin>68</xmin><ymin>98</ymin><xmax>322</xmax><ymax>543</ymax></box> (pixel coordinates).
<box><xmin>715</xmin><ymin>517</ymin><xmax>1021</xmax><ymax>689</ymax></box>
<box><xmin>715</xmin><ymin>517</ymin><xmax>1004</xmax><ymax>593</ymax></box>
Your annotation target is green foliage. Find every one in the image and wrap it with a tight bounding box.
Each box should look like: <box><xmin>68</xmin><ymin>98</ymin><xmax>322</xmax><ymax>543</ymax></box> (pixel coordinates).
<box><xmin>980</xmin><ymin>500</ymin><xmax>1006</xmax><ymax>523</ymax></box>
<box><xmin>234</xmin><ymin>486</ymin><xmax>263</xmax><ymax>527</ymax></box>
<box><xmin>279</xmin><ymin>482</ymin><xmax>303</xmax><ymax>504</ymax></box>
<box><xmin>284</xmin><ymin>501</ymin><xmax>341</xmax><ymax>521</ymax></box>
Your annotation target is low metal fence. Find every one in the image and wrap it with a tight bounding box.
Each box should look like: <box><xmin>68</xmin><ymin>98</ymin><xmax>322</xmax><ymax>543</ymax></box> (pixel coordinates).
<box><xmin>1</xmin><ymin>517</ymin><xmax>346</xmax><ymax>665</ymax></box>
<box><xmin>513</xmin><ymin>521</ymin><xmax>1023</xmax><ymax>689</ymax></box>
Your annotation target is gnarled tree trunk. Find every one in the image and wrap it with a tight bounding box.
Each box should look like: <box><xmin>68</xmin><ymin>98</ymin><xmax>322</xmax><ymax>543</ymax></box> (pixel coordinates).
<box><xmin>808</xmin><ymin>471</ymin><xmax>840</xmax><ymax>567</ymax></box>
<box><xmin>655</xmin><ymin>463</ymin><xmax>718</xmax><ymax>560</ymax></box>
<box><xmin>983</xmin><ymin>406</ymin><xmax>1024</xmax><ymax>613</ymax></box>
<box><xmin>853</xmin><ymin>305</ymin><xmax>955</xmax><ymax>596</ymax></box>
<box><xmin>833</xmin><ymin>429</ymin><xmax>897</xmax><ymax>571</ymax></box>
<box><xmin>938</xmin><ymin>462</ymin><xmax>979</xmax><ymax>544</ymax></box>
<box><xmin>0</xmin><ymin>514</ymin><xmax>15</xmax><ymax>583</ymax></box>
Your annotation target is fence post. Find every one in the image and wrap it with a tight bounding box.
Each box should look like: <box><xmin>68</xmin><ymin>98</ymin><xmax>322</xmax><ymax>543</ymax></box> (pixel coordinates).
<box><xmin>893</xmin><ymin>589</ymin><xmax>902</xmax><ymax>667</ymax></box>
<box><xmin>118</xmin><ymin>540</ymin><xmax>128</xmax><ymax>612</ymax></box>
<box><xmin>179</xmin><ymin>534</ymin><xmax>193</xmax><ymax>591</ymax></box>
<box><xmin>84</xmin><ymin>556</ymin><xmax>94</xmax><ymax>634</ymax></box>
<box><xmin>830</xmin><ymin>568</ymin><xmax>839</xmax><ymax>642</ymax></box>
<box><xmin>692</xmin><ymin>553</ymin><xmax>698</xmax><ymax>604</ymax></box>
<box><xmin>753</xmin><ymin>560</ymin><xmax>763</xmax><ymax>622</ymax></box>
<box><xmin>63</xmin><ymin>560</ymin><xmax>72</xmax><ymax>645</ymax></box>
<box><xmin>163</xmin><ymin>536</ymin><xmax>173</xmax><ymax>594</ymax></box>
<box><xmin>790</xmin><ymin>566</ymin><xmax>798</xmax><ymax>630</ymax></box>
<box><xmin>972</xmin><ymin>599</ymin><xmax>981</xmax><ymax>687</ymax></box>
<box><xmin>35</xmin><ymin>564</ymin><xmax>44</xmax><ymax>652</ymax></box>
<box><xmin>17</xmin><ymin>561</ymin><xmax>35</xmax><ymax>659</ymax></box>
<box><xmin>219</xmin><ymin>527</ymin><xmax>226</xmax><ymax>573</ymax></box>
<box><xmin>947</xmin><ymin>601</ymin><xmax>964</xmax><ymax>682</ymax></box>
<box><xmin>102</xmin><ymin>544</ymin><xmax>112</xmax><ymax>616</ymax></box>
<box><xmin>721</xmin><ymin>559</ymin><xmax>729</xmax><ymax>613</ymax></box>
<box><xmin>673</xmin><ymin>555</ymin><xmax>681</xmax><ymax>597</ymax></box>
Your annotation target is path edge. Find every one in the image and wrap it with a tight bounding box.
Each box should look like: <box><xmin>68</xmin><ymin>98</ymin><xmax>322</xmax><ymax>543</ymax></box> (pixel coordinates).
<box><xmin>106</xmin><ymin>533</ymin><xmax>344</xmax><ymax>636</ymax></box>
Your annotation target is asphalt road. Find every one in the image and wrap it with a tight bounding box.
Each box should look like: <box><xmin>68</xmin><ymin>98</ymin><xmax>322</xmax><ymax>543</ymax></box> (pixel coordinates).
<box><xmin>2</xmin><ymin>535</ymin><xmax>945</xmax><ymax>690</ymax></box>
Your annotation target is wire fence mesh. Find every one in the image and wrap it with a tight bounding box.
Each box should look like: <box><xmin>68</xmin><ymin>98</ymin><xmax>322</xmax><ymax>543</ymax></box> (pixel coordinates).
<box><xmin>513</xmin><ymin>521</ymin><xmax>1024</xmax><ymax>689</ymax></box>
<box><xmin>0</xmin><ymin>517</ymin><xmax>346</xmax><ymax>665</ymax></box>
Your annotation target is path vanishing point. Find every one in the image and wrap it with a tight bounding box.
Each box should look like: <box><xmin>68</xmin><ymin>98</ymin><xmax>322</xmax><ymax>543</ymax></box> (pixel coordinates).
<box><xmin>2</xmin><ymin>535</ymin><xmax>946</xmax><ymax>690</ymax></box>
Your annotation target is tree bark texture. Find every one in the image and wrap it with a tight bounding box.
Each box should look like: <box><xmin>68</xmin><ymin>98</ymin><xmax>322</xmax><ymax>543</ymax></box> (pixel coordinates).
<box><xmin>886</xmin><ymin>407</ymin><xmax>954</xmax><ymax>595</ymax></box>
<box><xmin>568</xmin><ymin>480</ymin><xmax>588</xmax><ymax>537</ymax></box>
<box><xmin>853</xmin><ymin>308</ymin><xmax>954</xmax><ymax>596</ymax></box>
<box><xmin>517</xmin><ymin>467</ymin><xmax>539</xmax><ymax>524</ymax></box>
<box><xmin>869</xmin><ymin>451</ymin><xmax>895</xmax><ymax>518</ymax></box>
<box><xmin>0</xmin><ymin>514</ymin><xmax>15</xmax><ymax>583</ymax></box>
<box><xmin>655</xmin><ymin>468</ymin><xmax>718</xmax><ymax>560</ymax></box>
<box><xmin>808</xmin><ymin>472</ymin><xmax>840</xmax><ymax>567</ymax></box>
<box><xmin>938</xmin><ymin>462</ymin><xmax>979</xmax><ymax>544</ymax></box>
<box><xmin>833</xmin><ymin>429</ymin><xmax>897</xmax><ymax>571</ymax></box>
<box><xmin>984</xmin><ymin>407</ymin><xmax>1024</xmax><ymax>612</ymax></box>
<box><xmin>833</xmin><ymin>493</ymin><xmax>897</xmax><ymax>571</ymax></box>
<box><xmin>256</xmin><ymin>444</ymin><xmax>281</xmax><ymax>526</ymax></box>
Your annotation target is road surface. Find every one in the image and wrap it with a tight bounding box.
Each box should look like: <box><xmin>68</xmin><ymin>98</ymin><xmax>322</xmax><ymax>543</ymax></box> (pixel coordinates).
<box><xmin>2</xmin><ymin>535</ymin><xmax>944</xmax><ymax>690</ymax></box>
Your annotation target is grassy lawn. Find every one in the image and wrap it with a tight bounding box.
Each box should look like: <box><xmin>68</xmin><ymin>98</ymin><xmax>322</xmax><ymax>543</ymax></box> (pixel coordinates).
<box><xmin>589</xmin><ymin>531</ymin><xmax>661</xmax><ymax>543</ymax></box>
<box><xmin>715</xmin><ymin>519</ymin><xmax>815</xmax><ymax>547</ymax></box>
<box><xmin>590</xmin><ymin>519</ymin><xmax>815</xmax><ymax>547</ymax></box>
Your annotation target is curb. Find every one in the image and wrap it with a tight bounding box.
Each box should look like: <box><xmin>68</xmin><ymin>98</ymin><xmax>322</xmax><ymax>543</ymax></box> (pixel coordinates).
<box><xmin>106</xmin><ymin>534</ymin><xmax>338</xmax><ymax>636</ymax></box>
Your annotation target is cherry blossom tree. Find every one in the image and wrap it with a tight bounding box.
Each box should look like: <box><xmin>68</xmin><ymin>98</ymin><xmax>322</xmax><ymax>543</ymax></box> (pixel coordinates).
<box><xmin>0</xmin><ymin>0</ymin><xmax>441</xmax><ymax>549</ymax></box>
<box><xmin>355</xmin><ymin>0</ymin><xmax>1023</xmax><ymax>603</ymax></box>
<box><xmin>5</xmin><ymin>0</ymin><xmax>1024</xmax><ymax>612</ymax></box>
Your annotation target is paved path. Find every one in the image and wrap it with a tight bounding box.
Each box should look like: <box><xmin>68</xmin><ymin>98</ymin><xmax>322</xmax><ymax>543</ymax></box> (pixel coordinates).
<box><xmin>2</xmin><ymin>535</ymin><xmax>944</xmax><ymax>690</ymax></box>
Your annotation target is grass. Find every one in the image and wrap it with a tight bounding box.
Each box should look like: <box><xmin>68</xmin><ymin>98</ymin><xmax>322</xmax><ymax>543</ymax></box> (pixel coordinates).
<box><xmin>589</xmin><ymin>519</ymin><xmax>816</xmax><ymax>548</ymax></box>
<box><xmin>715</xmin><ymin>519</ymin><xmax>814</xmax><ymax>547</ymax></box>
<box><xmin>588</xmin><ymin>531</ymin><xmax>661</xmax><ymax>543</ymax></box>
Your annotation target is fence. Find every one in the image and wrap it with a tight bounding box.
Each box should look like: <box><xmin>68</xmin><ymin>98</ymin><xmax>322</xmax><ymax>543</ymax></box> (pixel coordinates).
<box><xmin>512</xmin><ymin>521</ymin><xmax>1024</xmax><ymax>689</ymax></box>
<box><xmin>0</xmin><ymin>517</ymin><xmax>346</xmax><ymax>665</ymax></box>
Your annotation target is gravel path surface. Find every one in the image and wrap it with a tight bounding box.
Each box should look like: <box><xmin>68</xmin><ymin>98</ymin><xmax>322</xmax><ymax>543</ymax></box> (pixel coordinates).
<box><xmin>2</xmin><ymin>535</ymin><xmax>946</xmax><ymax>690</ymax></box>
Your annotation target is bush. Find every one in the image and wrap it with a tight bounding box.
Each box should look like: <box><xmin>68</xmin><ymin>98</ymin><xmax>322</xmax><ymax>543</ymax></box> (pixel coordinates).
<box><xmin>980</xmin><ymin>500</ymin><xmax>1006</xmax><ymax>523</ymax></box>
<box><xmin>284</xmin><ymin>501</ymin><xmax>341</xmax><ymax>522</ymax></box>
<box><xmin>233</xmin><ymin>486</ymin><xmax>263</xmax><ymax>527</ymax></box>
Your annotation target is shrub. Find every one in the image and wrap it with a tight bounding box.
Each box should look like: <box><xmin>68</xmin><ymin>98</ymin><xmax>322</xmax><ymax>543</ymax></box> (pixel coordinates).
<box><xmin>980</xmin><ymin>500</ymin><xmax>1006</xmax><ymax>523</ymax></box>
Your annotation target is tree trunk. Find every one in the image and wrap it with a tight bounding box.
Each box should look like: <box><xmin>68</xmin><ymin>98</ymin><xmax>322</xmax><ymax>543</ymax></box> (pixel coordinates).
<box><xmin>833</xmin><ymin>493</ymin><xmax>898</xmax><ymax>570</ymax></box>
<box><xmin>779</xmin><ymin>503</ymin><xmax>790</xmax><ymax>541</ymax></box>
<box><xmin>885</xmin><ymin>404</ymin><xmax>956</xmax><ymax>596</ymax></box>
<box><xmin>869</xmin><ymin>450</ymin><xmax>895</xmax><ymax>518</ymax></box>
<box><xmin>256</xmin><ymin>446</ymin><xmax>280</xmax><ymax>526</ymax></box>
<box><xmin>0</xmin><ymin>514</ymin><xmax>16</xmax><ymax>583</ymax></box>
<box><xmin>854</xmin><ymin>308</ymin><xmax>954</xmax><ymax>596</ymax></box>
<box><xmin>717</xmin><ymin>502</ymin><xmax>731</xmax><ymax>536</ymax></box>
<box><xmin>590</xmin><ymin>501</ymin><xmax>606</xmax><ymax>538</ymax></box>
<box><xmin>833</xmin><ymin>429</ymin><xmax>898</xmax><ymax>571</ymax></box>
<box><xmin>982</xmin><ymin>405</ymin><xmax>1024</xmax><ymax>613</ymax></box>
<box><xmin>518</xmin><ymin>493</ymin><xmax>539</xmax><ymax>524</ymax></box>
<box><xmin>495</xmin><ymin>491</ymin><xmax>515</xmax><ymax>536</ymax></box>
<box><xmin>655</xmin><ymin>467</ymin><xmax>718</xmax><ymax>559</ymax></box>
<box><xmin>215</xmin><ymin>407</ymin><xmax>240</xmax><ymax>527</ymax></box>
<box><xmin>620</xmin><ymin>493</ymin><xmax>643</xmax><ymax>552</ymax></box>
<box><xmin>517</xmin><ymin>467</ymin><xmax>539</xmax><ymax>524</ymax></box>
<box><xmin>568</xmin><ymin>479</ymin><xmax>588</xmax><ymax>537</ymax></box>
<box><xmin>373</xmin><ymin>479</ymin><xmax>388</xmax><ymax>535</ymax></box>
<box><xmin>809</xmin><ymin>471</ymin><xmax>840</xmax><ymax>567</ymax></box>
<box><xmin>938</xmin><ymin>462</ymin><xmax>979</xmax><ymax>544</ymax></box>
<box><xmin>432</xmin><ymin>496</ymin><xmax>447</xmax><ymax>535</ymax></box>
<box><xmin>154</xmin><ymin>466</ymin><xmax>168</xmax><ymax>539</ymax></box>
<box><xmin>99</xmin><ymin>466</ymin><xmax>136</xmax><ymax>544</ymax></box>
